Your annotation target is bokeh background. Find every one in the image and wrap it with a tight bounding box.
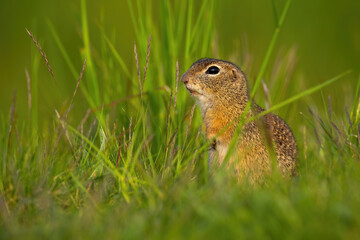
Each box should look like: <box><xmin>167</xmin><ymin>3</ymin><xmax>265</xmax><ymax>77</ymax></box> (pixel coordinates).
<box><xmin>0</xmin><ymin>0</ymin><xmax>359</xmax><ymax>119</ymax></box>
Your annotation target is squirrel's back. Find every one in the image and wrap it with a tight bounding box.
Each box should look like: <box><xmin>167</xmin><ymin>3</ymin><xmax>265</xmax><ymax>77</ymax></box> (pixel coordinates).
<box><xmin>256</xmin><ymin>104</ymin><xmax>297</xmax><ymax>176</ymax></box>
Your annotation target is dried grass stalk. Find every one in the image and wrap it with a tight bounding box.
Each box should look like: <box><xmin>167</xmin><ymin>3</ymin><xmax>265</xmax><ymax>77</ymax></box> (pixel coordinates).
<box><xmin>25</xmin><ymin>28</ymin><xmax>56</xmax><ymax>83</ymax></box>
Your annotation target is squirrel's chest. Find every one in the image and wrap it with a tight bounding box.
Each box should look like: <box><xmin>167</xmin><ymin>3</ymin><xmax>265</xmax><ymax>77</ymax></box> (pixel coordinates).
<box><xmin>209</xmin><ymin>139</ymin><xmax>229</xmax><ymax>165</ymax></box>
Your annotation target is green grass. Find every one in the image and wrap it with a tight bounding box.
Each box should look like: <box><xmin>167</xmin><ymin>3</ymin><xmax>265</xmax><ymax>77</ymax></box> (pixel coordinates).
<box><xmin>1</xmin><ymin>0</ymin><xmax>360</xmax><ymax>239</ymax></box>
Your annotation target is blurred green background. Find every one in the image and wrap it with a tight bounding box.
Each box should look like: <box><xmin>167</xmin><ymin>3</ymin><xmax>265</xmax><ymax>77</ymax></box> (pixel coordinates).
<box><xmin>0</xmin><ymin>0</ymin><xmax>359</xmax><ymax>118</ymax></box>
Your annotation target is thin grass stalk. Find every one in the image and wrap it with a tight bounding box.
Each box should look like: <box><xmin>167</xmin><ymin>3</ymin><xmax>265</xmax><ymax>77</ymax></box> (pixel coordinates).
<box><xmin>47</xmin><ymin>21</ymin><xmax>95</xmax><ymax>108</ymax></box>
<box><xmin>164</xmin><ymin>0</ymin><xmax>176</xmax><ymax>60</ymax></box>
<box><xmin>25</xmin><ymin>68</ymin><xmax>31</xmax><ymax>117</ymax></box>
<box><xmin>55</xmin><ymin>109</ymin><xmax>73</xmax><ymax>149</ymax></box>
<box><xmin>251</xmin><ymin>0</ymin><xmax>292</xmax><ymax>98</ymax></box>
<box><xmin>97</xmin><ymin>24</ymin><xmax>131</xmax><ymax>78</ymax></box>
<box><xmin>191</xmin><ymin>127</ymin><xmax>202</xmax><ymax>169</ymax></box>
<box><xmin>175</xmin><ymin>1</ymin><xmax>187</xmax><ymax>40</ymax></box>
<box><xmin>70</xmin><ymin>59</ymin><xmax>87</xmax><ymax>107</ymax></box>
<box><xmin>166</xmin><ymin>89</ymin><xmax>174</xmax><ymax>143</ymax></box>
<box><xmin>271</xmin><ymin>0</ymin><xmax>279</xmax><ymax>26</ymax></box>
<box><xmin>25</xmin><ymin>28</ymin><xmax>56</xmax><ymax>84</ymax></box>
<box><xmin>189</xmin><ymin>0</ymin><xmax>209</xmax><ymax>52</ymax></box>
<box><xmin>128</xmin><ymin>117</ymin><xmax>133</xmax><ymax>147</ymax></box>
<box><xmin>79</xmin><ymin>108</ymin><xmax>91</xmax><ymax>146</ymax></box>
<box><xmin>30</xmin><ymin>52</ymin><xmax>40</xmax><ymax>131</ymax></box>
<box><xmin>328</xmin><ymin>95</ymin><xmax>333</xmax><ymax>121</ymax></box>
<box><xmin>302</xmin><ymin>126</ymin><xmax>308</xmax><ymax>164</ymax></box>
<box><xmin>166</xmin><ymin>129</ymin><xmax>178</xmax><ymax>168</ymax></box>
<box><xmin>173</xmin><ymin>61</ymin><xmax>179</xmax><ymax>111</ymax></box>
<box><xmin>313</xmin><ymin>127</ymin><xmax>322</xmax><ymax>148</ymax></box>
<box><xmin>7</xmin><ymin>90</ymin><xmax>16</xmax><ymax>152</ymax></box>
<box><xmin>201</xmin><ymin>0</ymin><xmax>214</xmax><ymax>56</ymax></box>
<box><xmin>143</xmin><ymin>34</ymin><xmax>152</xmax><ymax>86</ymax></box>
<box><xmin>53</xmin><ymin>58</ymin><xmax>87</xmax><ymax>151</ymax></box>
<box><xmin>352</xmin><ymin>73</ymin><xmax>360</xmax><ymax>122</ymax></box>
<box><xmin>123</xmin><ymin>126</ymin><xmax>127</xmax><ymax>152</ymax></box>
<box><xmin>126</xmin><ymin>0</ymin><xmax>140</xmax><ymax>37</ymax></box>
<box><xmin>183</xmin><ymin>104</ymin><xmax>197</xmax><ymax>151</ymax></box>
<box><xmin>116</xmin><ymin>133</ymin><xmax>122</xmax><ymax>168</ymax></box>
<box><xmin>135</xmin><ymin>0</ymin><xmax>146</xmax><ymax>42</ymax></box>
<box><xmin>47</xmin><ymin>21</ymin><xmax>77</xmax><ymax>78</ymax></box>
<box><xmin>86</xmin><ymin>118</ymin><xmax>97</xmax><ymax>140</ymax></box>
<box><xmin>345</xmin><ymin>107</ymin><xmax>353</xmax><ymax>133</ymax></box>
<box><xmin>184</xmin><ymin>0</ymin><xmax>193</xmax><ymax>64</ymax></box>
<box><xmin>319</xmin><ymin>92</ymin><xmax>330</xmax><ymax>127</ymax></box>
<box><xmin>134</xmin><ymin>43</ymin><xmax>142</xmax><ymax>101</ymax></box>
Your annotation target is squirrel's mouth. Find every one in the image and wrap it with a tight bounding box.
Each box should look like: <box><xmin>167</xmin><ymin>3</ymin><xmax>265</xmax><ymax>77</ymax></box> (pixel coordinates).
<box><xmin>185</xmin><ymin>86</ymin><xmax>200</xmax><ymax>96</ymax></box>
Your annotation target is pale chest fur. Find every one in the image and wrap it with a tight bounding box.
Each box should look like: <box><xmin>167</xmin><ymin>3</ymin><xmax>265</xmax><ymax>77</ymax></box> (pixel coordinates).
<box><xmin>214</xmin><ymin>142</ymin><xmax>229</xmax><ymax>164</ymax></box>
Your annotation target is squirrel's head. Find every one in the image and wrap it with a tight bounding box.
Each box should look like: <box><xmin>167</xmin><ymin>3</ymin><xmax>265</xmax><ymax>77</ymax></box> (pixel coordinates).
<box><xmin>181</xmin><ymin>58</ymin><xmax>248</xmax><ymax>108</ymax></box>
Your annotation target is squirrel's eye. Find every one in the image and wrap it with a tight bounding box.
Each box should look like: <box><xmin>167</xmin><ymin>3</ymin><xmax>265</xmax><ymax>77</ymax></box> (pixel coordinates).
<box><xmin>205</xmin><ymin>66</ymin><xmax>220</xmax><ymax>75</ymax></box>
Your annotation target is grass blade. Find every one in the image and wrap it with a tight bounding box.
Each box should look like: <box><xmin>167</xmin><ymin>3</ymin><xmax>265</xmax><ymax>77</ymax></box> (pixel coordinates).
<box><xmin>249</xmin><ymin>70</ymin><xmax>352</xmax><ymax>121</ymax></box>
<box><xmin>251</xmin><ymin>0</ymin><xmax>292</xmax><ymax>97</ymax></box>
<box><xmin>47</xmin><ymin>20</ymin><xmax>95</xmax><ymax>108</ymax></box>
<box><xmin>351</xmin><ymin>73</ymin><xmax>360</xmax><ymax>121</ymax></box>
<box><xmin>81</xmin><ymin>0</ymin><xmax>100</xmax><ymax>105</ymax></box>
<box><xmin>97</xmin><ymin>23</ymin><xmax>131</xmax><ymax>78</ymax></box>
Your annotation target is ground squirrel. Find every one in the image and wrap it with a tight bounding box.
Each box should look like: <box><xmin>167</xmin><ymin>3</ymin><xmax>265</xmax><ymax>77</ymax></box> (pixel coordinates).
<box><xmin>181</xmin><ymin>58</ymin><xmax>297</xmax><ymax>180</ymax></box>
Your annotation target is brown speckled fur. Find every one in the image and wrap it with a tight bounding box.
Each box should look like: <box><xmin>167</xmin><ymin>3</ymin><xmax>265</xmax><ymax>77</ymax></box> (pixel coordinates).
<box><xmin>181</xmin><ymin>58</ymin><xmax>297</xmax><ymax>181</ymax></box>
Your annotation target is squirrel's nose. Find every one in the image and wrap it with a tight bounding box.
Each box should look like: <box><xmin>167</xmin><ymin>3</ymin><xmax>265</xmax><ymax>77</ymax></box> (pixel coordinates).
<box><xmin>181</xmin><ymin>73</ymin><xmax>188</xmax><ymax>84</ymax></box>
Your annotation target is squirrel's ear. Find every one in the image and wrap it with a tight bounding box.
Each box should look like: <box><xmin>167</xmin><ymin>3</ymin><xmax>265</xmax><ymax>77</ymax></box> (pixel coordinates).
<box><xmin>231</xmin><ymin>69</ymin><xmax>239</xmax><ymax>81</ymax></box>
